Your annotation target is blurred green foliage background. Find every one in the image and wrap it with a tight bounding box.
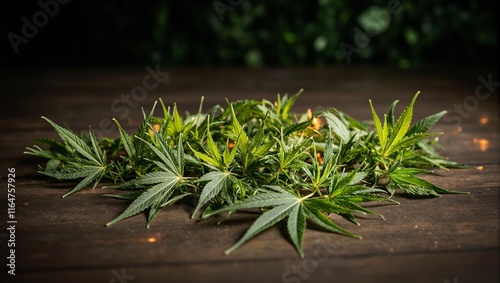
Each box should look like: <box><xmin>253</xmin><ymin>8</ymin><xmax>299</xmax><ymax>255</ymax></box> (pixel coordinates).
<box><xmin>1</xmin><ymin>1</ymin><xmax>497</xmax><ymax>68</ymax></box>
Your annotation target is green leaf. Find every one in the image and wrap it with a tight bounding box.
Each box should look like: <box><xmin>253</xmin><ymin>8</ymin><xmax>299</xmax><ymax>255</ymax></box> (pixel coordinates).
<box><xmin>106</xmin><ymin>130</ymin><xmax>185</xmax><ymax>226</ymax></box>
<box><xmin>224</xmin><ymin>202</ymin><xmax>296</xmax><ymax>255</ymax></box>
<box><xmin>369</xmin><ymin>100</ymin><xmax>386</xmax><ymax>149</ymax></box>
<box><xmin>187</xmin><ymin>118</ymin><xmax>229</xmax><ymax>170</ymax></box>
<box><xmin>106</xmin><ymin>172</ymin><xmax>180</xmax><ymax>226</ymax></box>
<box><xmin>121</xmin><ymin>171</ymin><xmax>180</xmax><ymax>187</ymax></box>
<box><xmin>136</xmin><ymin>134</ymin><xmax>183</xmax><ymax>177</ymax></box>
<box><xmin>382</xmin><ymin>114</ymin><xmax>389</xmax><ymax>150</ymax></box>
<box><xmin>113</xmin><ymin>118</ymin><xmax>136</xmax><ymax>158</ymax></box>
<box><xmin>230</xmin><ymin>105</ymin><xmax>250</xmax><ymax>154</ymax></box>
<box><xmin>42</xmin><ymin>117</ymin><xmax>102</xmax><ymax>165</ymax></box>
<box><xmin>42</xmin><ymin>165</ymin><xmax>101</xmax><ymax>180</ymax></box>
<box><xmin>37</xmin><ymin>117</ymin><xmax>108</xmax><ymax>197</ymax></box>
<box><xmin>303</xmin><ymin>202</ymin><xmax>360</xmax><ymax>239</ymax></box>
<box><xmin>283</xmin><ymin>121</ymin><xmax>310</xmax><ymax>136</ymax></box>
<box><xmin>103</xmin><ymin>190</ymin><xmax>145</xmax><ymax>200</ymax></box>
<box><xmin>88</xmin><ymin>127</ymin><xmax>106</xmax><ymax>165</ymax></box>
<box><xmin>173</xmin><ymin>103</ymin><xmax>184</xmax><ymax>134</ymax></box>
<box><xmin>204</xmin><ymin>187</ymin><xmax>307</xmax><ymax>257</ymax></box>
<box><xmin>192</xmin><ymin>171</ymin><xmax>233</xmax><ymax>218</ymax></box>
<box><xmin>386</xmin><ymin>167</ymin><xmax>467</xmax><ymax>196</ymax></box>
<box><xmin>322</xmin><ymin>112</ymin><xmax>351</xmax><ymax>143</ymax></box>
<box><xmin>370</xmin><ymin>92</ymin><xmax>423</xmax><ymax>157</ymax></box>
<box><xmin>147</xmin><ymin>187</ymin><xmax>175</xmax><ymax>228</ymax></box>
<box><xmin>56</xmin><ymin>166</ymin><xmax>106</xmax><ymax>198</ymax></box>
<box><xmin>203</xmin><ymin>186</ymin><xmax>297</xmax><ymax>219</ymax></box>
<box><xmin>279</xmin><ymin>89</ymin><xmax>302</xmax><ymax>121</ymax></box>
<box><xmin>223</xmin><ymin>139</ymin><xmax>238</xmax><ymax>169</ymax></box>
<box><xmin>205</xmin><ymin>185</ymin><xmax>362</xmax><ymax>257</ymax></box>
<box><xmin>386</xmin><ymin>100</ymin><xmax>399</xmax><ymax>127</ymax></box>
<box><xmin>158</xmin><ymin>98</ymin><xmax>170</xmax><ymax>120</ymax></box>
<box><xmin>205</xmin><ymin>120</ymin><xmax>224</xmax><ymax>167</ymax></box>
<box><xmin>407</xmin><ymin>110</ymin><xmax>447</xmax><ymax>136</ymax></box>
<box><xmin>287</xmin><ymin>204</ymin><xmax>306</xmax><ymax>257</ymax></box>
<box><xmin>25</xmin><ymin>144</ymin><xmax>60</xmax><ymax>160</ymax></box>
<box><xmin>188</xmin><ymin>144</ymin><xmax>220</xmax><ymax>169</ymax></box>
<box><xmin>304</xmin><ymin>198</ymin><xmax>353</xmax><ymax>215</ymax></box>
<box><xmin>385</xmin><ymin>92</ymin><xmax>419</xmax><ymax>154</ymax></box>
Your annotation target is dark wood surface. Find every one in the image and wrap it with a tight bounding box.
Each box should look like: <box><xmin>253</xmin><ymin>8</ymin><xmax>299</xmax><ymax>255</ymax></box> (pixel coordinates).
<box><xmin>0</xmin><ymin>66</ymin><xmax>498</xmax><ymax>283</ymax></box>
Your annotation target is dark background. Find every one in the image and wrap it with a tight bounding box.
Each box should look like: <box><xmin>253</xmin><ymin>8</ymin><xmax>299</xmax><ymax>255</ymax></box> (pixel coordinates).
<box><xmin>0</xmin><ymin>0</ymin><xmax>497</xmax><ymax>70</ymax></box>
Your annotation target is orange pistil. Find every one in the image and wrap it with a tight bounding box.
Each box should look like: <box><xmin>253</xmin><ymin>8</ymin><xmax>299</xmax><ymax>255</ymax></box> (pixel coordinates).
<box><xmin>228</xmin><ymin>140</ymin><xmax>235</xmax><ymax>150</ymax></box>
<box><xmin>316</xmin><ymin>152</ymin><xmax>323</xmax><ymax>165</ymax></box>
<box><xmin>308</xmin><ymin>109</ymin><xmax>323</xmax><ymax>131</ymax></box>
<box><xmin>148</xmin><ymin>124</ymin><xmax>161</xmax><ymax>136</ymax></box>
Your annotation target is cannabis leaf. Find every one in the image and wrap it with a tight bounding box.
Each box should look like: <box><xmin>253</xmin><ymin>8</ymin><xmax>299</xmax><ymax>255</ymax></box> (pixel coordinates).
<box><xmin>369</xmin><ymin>92</ymin><xmax>420</xmax><ymax>158</ymax></box>
<box><xmin>322</xmin><ymin>111</ymin><xmax>352</xmax><ymax>143</ymax></box>
<box><xmin>188</xmin><ymin>117</ymin><xmax>236</xmax><ymax>171</ymax></box>
<box><xmin>270</xmin><ymin>130</ymin><xmax>310</xmax><ymax>182</ymax></box>
<box><xmin>407</xmin><ymin>110</ymin><xmax>447</xmax><ymax>136</ymax></box>
<box><xmin>412</xmin><ymin>139</ymin><xmax>466</xmax><ymax>169</ymax></box>
<box><xmin>106</xmin><ymin>132</ymin><xmax>185</xmax><ymax>227</ymax></box>
<box><xmin>25</xmin><ymin>117</ymin><xmax>108</xmax><ymax>198</ymax></box>
<box><xmin>260</xmin><ymin>90</ymin><xmax>303</xmax><ymax>125</ymax></box>
<box><xmin>106</xmin><ymin>171</ymin><xmax>180</xmax><ymax>227</ymax></box>
<box><xmin>203</xmin><ymin>186</ymin><xmax>309</xmax><ymax>257</ymax></box>
<box><xmin>188</xmin><ymin>119</ymin><xmax>239</xmax><ymax>217</ymax></box>
<box><xmin>191</xmin><ymin>171</ymin><xmax>234</xmax><ymax>218</ymax></box>
<box><xmin>327</xmin><ymin>169</ymin><xmax>397</xmax><ymax>224</ymax></box>
<box><xmin>385</xmin><ymin>166</ymin><xmax>467</xmax><ymax>196</ymax></box>
<box><xmin>203</xmin><ymin>186</ymin><xmax>362</xmax><ymax>257</ymax></box>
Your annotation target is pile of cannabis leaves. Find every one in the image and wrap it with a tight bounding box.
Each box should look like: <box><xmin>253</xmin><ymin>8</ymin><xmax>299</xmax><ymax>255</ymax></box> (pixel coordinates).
<box><xmin>26</xmin><ymin>90</ymin><xmax>465</xmax><ymax>257</ymax></box>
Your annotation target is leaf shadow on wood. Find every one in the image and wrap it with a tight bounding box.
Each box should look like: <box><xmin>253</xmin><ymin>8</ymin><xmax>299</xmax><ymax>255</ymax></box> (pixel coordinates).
<box><xmin>392</xmin><ymin>192</ymin><xmax>440</xmax><ymax>200</ymax></box>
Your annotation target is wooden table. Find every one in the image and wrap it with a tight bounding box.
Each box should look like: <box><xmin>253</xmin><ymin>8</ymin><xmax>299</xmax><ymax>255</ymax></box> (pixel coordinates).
<box><xmin>0</xmin><ymin>66</ymin><xmax>498</xmax><ymax>283</ymax></box>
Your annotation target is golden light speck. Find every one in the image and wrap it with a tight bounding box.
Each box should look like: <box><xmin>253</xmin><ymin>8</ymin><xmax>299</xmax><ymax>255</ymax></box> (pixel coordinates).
<box><xmin>476</xmin><ymin>166</ymin><xmax>484</xmax><ymax>171</ymax></box>
<box><xmin>147</xmin><ymin>237</ymin><xmax>157</xmax><ymax>243</ymax></box>
<box><xmin>473</xmin><ymin>138</ymin><xmax>489</xmax><ymax>152</ymax></box>
<box><xmin>479</xmin><ymin>117</ymin><xmax>489</xmax><ymax>125</ymax></box>
<box><xmin>455</xmin><ymin>127</ymin><xmax>462</xmax><ymax>133</ymax></box>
